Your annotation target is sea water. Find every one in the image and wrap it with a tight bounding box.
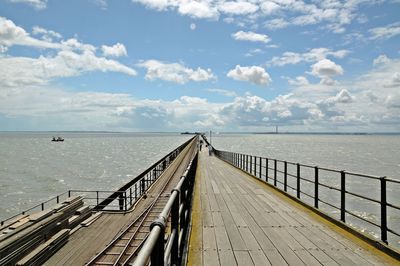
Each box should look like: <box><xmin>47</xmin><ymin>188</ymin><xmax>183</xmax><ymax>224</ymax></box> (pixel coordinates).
<box><xmin>0</xmin><ymin>132</ymin><xmax>191</xmax><ymax>220</ymax></box>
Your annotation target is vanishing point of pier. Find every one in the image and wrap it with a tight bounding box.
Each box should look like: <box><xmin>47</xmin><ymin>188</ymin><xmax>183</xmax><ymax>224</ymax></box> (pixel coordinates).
<box><xmin>1</xmin><ymin>135</ymin><xmax>399</xmax><ymax>265</ymax></box>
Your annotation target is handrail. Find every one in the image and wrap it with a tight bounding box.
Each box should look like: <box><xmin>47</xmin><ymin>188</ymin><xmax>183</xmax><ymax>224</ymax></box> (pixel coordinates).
<box><xmin>213</xmin><ymin>149</ymin><xmax>400</xmax><ymax>247</ymax></box>
<box><xmin>133</xmin><ymin>152</ymin><xmax>198</xmax><ymax>266</ymax></box>
<box><xmin>0</xmin><ymin>136</ymin><xmax>196</xmax><ymax>226</ymax></box>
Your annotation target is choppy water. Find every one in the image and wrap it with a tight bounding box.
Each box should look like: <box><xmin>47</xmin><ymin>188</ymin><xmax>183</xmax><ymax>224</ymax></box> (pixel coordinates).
<box><xmin>0</xmin><ymin>132</ymin><xmax>191</xmax><ymax>220</ymax></box>
<box><xmin>211</xmin><ymin>133</ymin><xmax>400</xmax><ymax>246</ymax></box>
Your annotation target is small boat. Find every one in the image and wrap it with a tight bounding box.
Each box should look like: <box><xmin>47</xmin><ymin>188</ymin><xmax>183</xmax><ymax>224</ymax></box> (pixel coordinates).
<box><xmin>52</xmin><ymin>136</ymin><xmax>64</xmax><ymax>142</ymax></box>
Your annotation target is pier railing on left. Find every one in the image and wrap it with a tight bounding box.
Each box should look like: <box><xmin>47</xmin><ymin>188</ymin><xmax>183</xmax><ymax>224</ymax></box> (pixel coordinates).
<box><xmin>0</xmin><ymin>136</ymin><xmax>196</xmax><ymax>226</ymax></box>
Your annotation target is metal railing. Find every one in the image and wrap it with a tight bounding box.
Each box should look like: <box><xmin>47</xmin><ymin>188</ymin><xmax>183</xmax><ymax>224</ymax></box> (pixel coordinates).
<box><xmin>214</xmin><ymin>149</ymin><xmax>400</xmax><ymax>247</ymax></box>
<box><xmin>133</xmin><ymin>152</ymin><xmax>198</xmax><ymax>266</ymax></box>
<box><xmin>0</xmin><ymin>136</ymin><xmax>195</xmax><ymax>226</ymax></box>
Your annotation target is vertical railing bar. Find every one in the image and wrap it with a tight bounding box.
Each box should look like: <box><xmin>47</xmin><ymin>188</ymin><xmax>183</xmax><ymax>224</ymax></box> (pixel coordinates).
<box><xmin>315</xmin><ymin>166</ymin><xmax>319</xmax><ymax>208</ymax></box>
<box><xmin>341</xmin><ymin>171</ymin><xmax>346</xmax><ymax>222</ymax></box>
<box><xmin>297</xmin><ymin>163</ymin><xmax>300</xmax><ymax>199</ymax></box>
<box><xmin>381</xmin><ymin>176</ymin><xmax>388</xmax><ymax>244</ymax></box>
<box><xmin>284</xmin><ymin>161</ymin><xmax>287</xmax><ymax>192</ymax></box>
<box><xmin>274</xmin><ymin>159</ymin><xmax>277</xmax><ymax>187</ymax></box>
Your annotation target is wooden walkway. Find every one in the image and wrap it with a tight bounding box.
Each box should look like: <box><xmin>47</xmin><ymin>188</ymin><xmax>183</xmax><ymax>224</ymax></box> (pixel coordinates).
<box><xmin>187</xmin><ymin>149</ymin><xmax>398</xmax><ymax>266</ymax></box>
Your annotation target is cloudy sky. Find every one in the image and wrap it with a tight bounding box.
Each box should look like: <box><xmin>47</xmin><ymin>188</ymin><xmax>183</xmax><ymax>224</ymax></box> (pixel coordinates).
<box><xmin>0</xmin><ymin>0</ymin><xmax>399</xmax><ymax>132</ymax></box>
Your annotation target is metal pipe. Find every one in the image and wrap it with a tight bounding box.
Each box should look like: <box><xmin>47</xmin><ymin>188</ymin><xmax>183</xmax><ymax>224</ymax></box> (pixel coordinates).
<box><xmin>315</xmin><ymin>166</ymin><xmax>319</xmax><ymax>208</ymax></box>
<box><xmin>132</xmin><ymin>226</ymin><xmax>161</xmax><ymax>266</ymax></box>
<box><xmin>381</xmin><ymin>177</ymin><xmax>388</xmax><ymax>244</ymax></box>
<box><xmin>341</xmin><ymin>171</ymin><xmax>346</xmax><ymax>222</ymax></box>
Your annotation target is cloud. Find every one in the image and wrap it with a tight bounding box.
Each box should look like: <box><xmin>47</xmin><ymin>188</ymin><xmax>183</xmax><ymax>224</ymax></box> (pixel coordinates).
<box><xmin>101</xmin><ymin>43</ymin><xmax>128</xmax><ymax>57</ymax></box>
<box><xmin>227</xmin><ymin>65</ymin><xmax>271</xmax><ymax>86</ymax></box>
<box><xmin>190</xmin><ymin>23</ymin><xmax>196</xmax><ymax>30</ymax></box>
<box><xmin>311</xmin><ymin>59</ymin><xmax>344</xmax><ymax>77</ymax></box>
<box><xmin>0</xmin><ymin>50</ymin><xmax>137</xmax><ymax>88</ymax></box>
<box><xmin>137</xmin><ymin>60</ymin><xmax>215</xmax><ymax>84</ymax></box>
<box><xmin>264</xmin><ymin>18</ymin><xmax>290</xmax><ymax>30</ymax></box>
<box><xmin>288</xmin><ymin>76</ymin><xmax>309</xmax><ymax>86</ymax></box>
<box><xmin>384</xmin><ymin>72</ymin><xmax>400</xmax><ymax>88</ymax></box>
<box><xmin>90</xmin><ymin>0</ymin><xmax>108</xmax><ymax>9</ymax></box>
<box><xmin>32</xmin><ymin>26</ymin><xmax>62</xmax><ymax>42</ymax></box>
<box><xmin>0</xmin><ymin>17</ymin><xmax>60</xmax><ymax>49</ymax></box>
<box><xmin>218</xmin><ymin>1</ymin><xmax>258</xmax><ymax>15</ymax></box>
<box><xmin>207</xmin><ymin>88</ymin><xmax>237</xmax><ymax>97</ymax></box>
<box><xmin>369</xmin><ymin>22</ymin><xmax>400</xmax><ymax>40</ymax></box>
<box><xmin>268</xmin><ymin>48</ymin><xmax>349</xmax><ymax>66</ymax></box>
<box><xmin>130</xmin><ymin>0</ymin><xmax>381</xmax><ymax>33</ymax></box>
<box><xmin>373</xmin><ymin>54</ymin><xmax>391</xmax><ymax>66</ymax></box>
<box><xmin>8</xmin><ymin>0</ymin><xmax>47</xmax><ymax>10</ymax></box>
<box><xmin>232</xmin><ymin>31</ymin><xmax>270</xmax><ymax>43</ymax></box>
<box><xmin>0</xmin><ymin>17</ymin><xmax>137</xmax><ymax>88</ymax></box>
<box><xmin>260</xmin><ymin>2</ymin><xmax>281</xmax><ymax>15</ymax></box>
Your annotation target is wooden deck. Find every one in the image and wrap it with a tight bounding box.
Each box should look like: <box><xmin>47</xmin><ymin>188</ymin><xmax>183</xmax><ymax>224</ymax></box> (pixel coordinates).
<box><xmin>187</xmin><ymin>149</ymin><xmax>398</xmax><ymax>266</ymax></box>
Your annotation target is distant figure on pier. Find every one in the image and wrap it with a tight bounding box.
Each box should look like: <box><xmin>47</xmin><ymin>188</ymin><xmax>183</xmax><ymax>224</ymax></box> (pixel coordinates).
<box><xmin>208</xmin><ymin>144</ymin><xmax>212</xmax><ymax>156</ymax></box>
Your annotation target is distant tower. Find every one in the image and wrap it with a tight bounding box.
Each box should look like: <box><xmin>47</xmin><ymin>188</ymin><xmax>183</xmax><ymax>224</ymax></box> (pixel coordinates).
<box><xmin>275</xmin><ymin>125</ymin><xmax>278</xmax><ymax>134</ymax></box>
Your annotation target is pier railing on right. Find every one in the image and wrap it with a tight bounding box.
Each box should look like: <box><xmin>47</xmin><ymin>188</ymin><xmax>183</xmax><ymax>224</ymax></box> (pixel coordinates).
<box><xmin>214</xmin><ymin>149</ymin><xmax>400</xmax><ymax>251</ymax></box>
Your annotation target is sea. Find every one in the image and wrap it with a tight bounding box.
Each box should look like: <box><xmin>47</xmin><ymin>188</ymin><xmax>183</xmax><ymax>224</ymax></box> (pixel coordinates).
<box><xmin>1</xmin><ymin>132</ymin><xmax>399</xmax><ymax>245</ymax></box>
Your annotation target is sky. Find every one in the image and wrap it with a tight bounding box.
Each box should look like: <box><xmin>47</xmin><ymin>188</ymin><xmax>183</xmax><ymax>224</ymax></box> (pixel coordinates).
<box><xmin>0</xmin><ymin>0</ymin><xmax>399</xmax><ymax>132</ymax></box>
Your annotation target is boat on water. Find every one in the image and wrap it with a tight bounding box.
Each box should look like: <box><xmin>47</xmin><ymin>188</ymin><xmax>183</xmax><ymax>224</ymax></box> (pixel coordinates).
<box><xmin>52</xmin><ymin>136</ymin><xmax>64</xmax><ymax>142</ymax></box>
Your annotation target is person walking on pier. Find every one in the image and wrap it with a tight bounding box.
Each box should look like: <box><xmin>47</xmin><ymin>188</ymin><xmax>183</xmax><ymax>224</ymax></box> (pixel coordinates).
<box><xmin>208</xmin><ymin>144</ymin><xmax>212</xmax><ymax>156</ymax></box>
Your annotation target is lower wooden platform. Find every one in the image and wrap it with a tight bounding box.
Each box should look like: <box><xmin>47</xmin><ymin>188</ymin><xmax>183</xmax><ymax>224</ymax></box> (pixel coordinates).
<box><xmin>187</xmin><ymin>149</ymin><xmax>399</xmax><ymax>266</ymax></box>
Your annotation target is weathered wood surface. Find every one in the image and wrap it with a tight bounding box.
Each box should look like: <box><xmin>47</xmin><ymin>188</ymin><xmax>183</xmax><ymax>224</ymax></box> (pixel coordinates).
<box><xmin>187</xmin><ymin>149</ymin><xmax>398</xmax><ymax>266</ymax></box>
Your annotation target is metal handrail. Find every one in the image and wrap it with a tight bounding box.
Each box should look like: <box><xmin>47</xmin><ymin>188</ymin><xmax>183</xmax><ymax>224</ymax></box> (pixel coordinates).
<box><xmin>214</xmin><ymin>149</ymin><xmax>400</xmax><ymax>246</ymax></box>
<box><xmin>133</xmin><ymin>152</ymin><xmax>198</xmax><ymax>266</ymax></box>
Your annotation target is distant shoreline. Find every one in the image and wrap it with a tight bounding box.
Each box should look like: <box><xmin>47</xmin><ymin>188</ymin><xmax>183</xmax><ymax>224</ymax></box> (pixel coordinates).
<box><xmin>0</xmin><ymin>131</ymin><xmax>400</xmax><ymax>136</ymax></box>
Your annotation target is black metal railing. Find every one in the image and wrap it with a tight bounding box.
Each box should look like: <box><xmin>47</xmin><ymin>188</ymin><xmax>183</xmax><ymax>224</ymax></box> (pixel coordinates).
<box><xmin>133</xmin><ymin>152</ymin><xmax>198</xmax><ymax>266</ymax></box>
<box><xmin>0</xmin><ymin>136</ymin><xmax>196</xmax><ymax>226</ymax></box>
<box><xmin>214</xmin><ymin>149</ymin><xmax>400</xmax><ymax>247</ymax></box>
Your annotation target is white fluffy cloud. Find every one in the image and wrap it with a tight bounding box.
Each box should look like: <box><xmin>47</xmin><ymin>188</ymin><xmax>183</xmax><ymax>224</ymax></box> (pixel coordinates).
<box><xmin>268</xmin><ymin>48</ymin><xmax>349</xmax><ymax>66</ymax></box>
<box><xmin>227</xmin><ymin>65</ymin><xmax>271</xmax><ymax>86</ymax></box>
<box><xmin>101</xmin><ymin>43</ymin><xmax>128</xmax><ymax>57</ymax></box>
<box><xmin>0</xmin><ymin>50</ymin><xmax>137</xmax><ymax>88</ymax></box>
<box><xmin>311</xmin><ymin>59</ymin><xmax>343</xmax><ymax>77</ymax></box>
<box><xmin>260</xmin><ymin>2</ymin><xmax>281</xmax><ymax>15</ymax></box>
<box><xmin>138</xmin><ymin>60</ymin><xmax>215</xmax><ymax>84</ymax></box>
<box><xmin>218</xmin><ymin>1</ymin><xmax>258</xmax><ymax>15</ymax></box>
<box><xmin>0</xmin><ymin>17</ymin><xmax>60</xmax><ymax>49</ymax></box>
<box><xmin>0</xmin><ymin>17</ymin><xmax>137</xmax><ymax>88</ymax></box>
<box><xmin>232</xmin><ymin>31</ymin><xmax>270</xmax><ymax>43</ymax></box>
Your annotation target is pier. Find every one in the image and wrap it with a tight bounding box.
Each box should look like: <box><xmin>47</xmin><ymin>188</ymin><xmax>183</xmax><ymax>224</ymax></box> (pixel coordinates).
<box><xmin>1</xmin><ymin>135</ymin><xmax>400</xmax><ymax>265</ymax></box>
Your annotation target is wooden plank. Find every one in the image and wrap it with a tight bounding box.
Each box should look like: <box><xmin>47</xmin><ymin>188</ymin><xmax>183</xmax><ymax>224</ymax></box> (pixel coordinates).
<box><xmin>9</xmin><ymin>218</ymin><xmax>31</xmax><ymax>230</ymax></box>
<box><xmin>28</xmin><ymin>209</ymin><xmax>54</xmax><ymax>222</ymax></box>
<box><xmin>234</xmin><ymin>250</ymin><xmax>254</xmax><ymax>266</ymax></box>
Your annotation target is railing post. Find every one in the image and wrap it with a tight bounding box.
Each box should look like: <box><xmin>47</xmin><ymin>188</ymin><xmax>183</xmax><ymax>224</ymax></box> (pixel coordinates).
<box><xmin>297</xmin><ymin>163</ymin><xmax>300</xmax><ymax>199</ymax></box>
<box><xmin>246</xmin><ymin>155</ymin><xmax>249</xmax><ymax>172</ymax></box>
<box><xmin>250</xmin><ymin>156</ymin><xmax>253</xmax><ymax>175</ymax></box>
<box><xmin>274</xmin><ymin>160</ymin><xmax>277</xmax><ymax>186</ymax></box>
<box><xmin>380</xmin><ymin>176</ymin><xmax>388</xmax><ymax>244</ymax></box>
<box><xmin>241</xmin><ymin>154</ymin><xmax>243</xmax><ymax>169</ymax></box>
<box><xmin>96</xmin><ymin>191</ymin><xmax>99</xmax><ymax>206</ymax></box>
<box><xmin>284</xmin><ymin>161</ymin><xmax>287</xmax><ymax>192</ymax></box>
<box><xmin>314</xmin><ymin>167</ymin><xmax>319</xmax><ymax>208</ymax></box>
<box><xmin>141</xmin><ymin>178</ymin><xmax>145</xmax><ymax>195</ymax></box>
<box><xmin>266</xmin><ymin>158</ymin><xmax>268</xmax><ymax>182</ymax></box>
<box><xmin>130</xmin><ymin>187</ymin><xmax>133</xmax><ymax>206</ymax></box>
<box><xmin>57</xmin><ymin>195</ymin><xmax>59</xmax><ymax>204</ymax></box>
<box><xmin>68</xmin><ymin>190</ymin><xmax>71</xmax><ymax>197</ymax></box>
<box><xmin>259</xmin><ymin>157</ymin><xmax>262</xmax><ymax>179</ymax></box>
<box><xmin>119</xmin><ymin>192</ymin><xmax>124</xmax><ymax>211</ymax></box>
<box><xmin>41</xmin><ymin>203</ymin><xmax>44</xmax><ymax>211</ymax></box>
<box><xmin>341</xmin><ymin>171</ymin><xmax>346</xmax><ymax>222</ymax></box>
